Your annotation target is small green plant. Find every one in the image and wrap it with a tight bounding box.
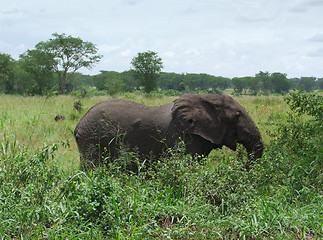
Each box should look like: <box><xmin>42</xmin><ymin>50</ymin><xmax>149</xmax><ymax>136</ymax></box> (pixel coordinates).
<box><xmin>155</xmin><ymin>141</ymin><xmax>196</xmax><ymax>197</ymax></box>
<box><xmin>59</xmin><ymin>169</ymin><xmax>113</xmax><ymax>225</ymax></box>
<box><xmin>143</xmin><ymin>91</ymin><xmax>164</xmax><ymax>98</ymax></box>
<box><xmin>107</xmin><ymin>144</ymin><xmax>142</xmax><ymax>175</ymax></box>
<box><xmin>285</xmin><ymin>90</ymin><xmax>323</xmax><ymax>119</ymax></box>
<box><xmin>0</xmin><ymin>137</ymin><xmax>62</xmax><ymax>237</ymax></box>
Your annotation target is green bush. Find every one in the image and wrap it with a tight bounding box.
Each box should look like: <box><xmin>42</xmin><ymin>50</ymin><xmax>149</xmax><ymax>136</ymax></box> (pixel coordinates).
<box><xmin>0</xmin><ymin>137</ymin><xmax>62</xmax><ymax>237</ymax></box>
<box><xmin>59</xmin><ymin>169</ymin><xmax>113</xmax><ymax>227</ymax></box>
<box><xmin>274</xmin><ymin>91</ymin><xmax>322</xmax><ymax>199</ymax></box>
<box><xmin>285</xmin><ymin>90</ymin><xmax>323</xmax><ymax>119</ymax></box>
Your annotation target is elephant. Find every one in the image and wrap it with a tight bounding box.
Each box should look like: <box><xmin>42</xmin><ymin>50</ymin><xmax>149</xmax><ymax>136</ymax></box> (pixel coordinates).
<box><xmin>74</xmin><ymin>94</ymin><xmax>263</xmax><ymax>170</ymax></box>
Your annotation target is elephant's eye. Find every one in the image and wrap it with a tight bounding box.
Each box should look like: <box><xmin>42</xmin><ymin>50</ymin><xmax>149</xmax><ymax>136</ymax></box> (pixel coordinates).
<box><xmin>187</xmin><ymin>119</ymin><xmax>193</xmax><ymax>124</ymax></box>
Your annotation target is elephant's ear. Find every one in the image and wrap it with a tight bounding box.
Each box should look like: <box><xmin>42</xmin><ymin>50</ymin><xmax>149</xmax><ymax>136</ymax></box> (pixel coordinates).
<box><xmin>171</xmin><ymin>94</ymin><xmax>225</xmax><ymax>145</ymax></box>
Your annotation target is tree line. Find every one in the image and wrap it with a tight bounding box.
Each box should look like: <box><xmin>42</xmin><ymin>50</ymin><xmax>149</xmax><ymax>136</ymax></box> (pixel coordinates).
<box><xmin>1</xmin><ymin>33</ymin><xmax>322</xmax><ymax>96</ymax></box>
<box><xmin>90</xmin><ymin>71</ymin><xmax>323</xmax><ymax>95</ymax></box>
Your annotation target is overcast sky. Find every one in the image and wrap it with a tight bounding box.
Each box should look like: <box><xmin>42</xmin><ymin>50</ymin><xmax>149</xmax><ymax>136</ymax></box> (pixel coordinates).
<box><xmin>1</xmin><ymin>0</ymin><xmax>323</xmax><ymax>78</ymax></box>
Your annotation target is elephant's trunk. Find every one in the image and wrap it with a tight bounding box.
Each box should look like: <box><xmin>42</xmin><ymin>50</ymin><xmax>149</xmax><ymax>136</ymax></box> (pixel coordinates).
<box><xmin>244</xmin><ymin>139</ymin><xmax>263</xmax><ymax>170</ymax></box>
<box><xmin>237</xmin><ymin>115</ymin><xmax>263</xmax><ymax>170</ymax></box>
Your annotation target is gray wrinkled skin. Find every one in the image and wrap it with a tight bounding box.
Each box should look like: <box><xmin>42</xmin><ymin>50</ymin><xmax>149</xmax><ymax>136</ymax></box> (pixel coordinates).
<box><xmin>74</xmin><ymin>94</ymin><xmax>263</xmax><ymax>170</ymax></box>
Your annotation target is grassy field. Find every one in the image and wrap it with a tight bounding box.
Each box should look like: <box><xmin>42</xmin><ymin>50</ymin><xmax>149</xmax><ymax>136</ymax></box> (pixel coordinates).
<box><xmin>0</xmin><ymin>94</ymin><xmax>287</xmax><ymax>166</ymax></box>
<box><xmin>0</xmin><ymin>92</ymin><xmax>321</xmax><ymax>239</ymax></box>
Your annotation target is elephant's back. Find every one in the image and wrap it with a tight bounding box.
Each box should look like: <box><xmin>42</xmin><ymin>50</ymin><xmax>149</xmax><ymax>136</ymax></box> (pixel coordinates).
<box><xmin>90</xmin><ymin>99</ymin><xmax>152</xmax><ymax>121</ymax></box>
<box><xmin>75</xmin><ymin>99</ymin><xmax>153</xmax><ymax>133</ymax></box>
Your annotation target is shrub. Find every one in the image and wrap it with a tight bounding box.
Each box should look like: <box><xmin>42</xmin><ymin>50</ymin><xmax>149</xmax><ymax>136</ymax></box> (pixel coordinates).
<box><xmin>258</xmin><ymin>91</ymin><xmax>322</xmax><ymax>203</ymax></box>
<box><xmin>0</xmin><ymin>136</ymin><xmax>63</xmax><ymax>237</ymax></box>
<box><xmin>285</xmin><ymin>90</ymin><xmax>323</xmax><ymax>119</ymax></box>
<box><xmin>59</xmin><ymin>169</ymin><xmax>113</xmax><ymax>226</ymax></box>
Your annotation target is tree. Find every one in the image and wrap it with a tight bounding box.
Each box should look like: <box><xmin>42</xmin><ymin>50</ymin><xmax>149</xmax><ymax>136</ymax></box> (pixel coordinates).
<box><xmin>35</xmin><ymin>33</ymin><xmax>102</xmax><ymax>93</ymax></box>
<box><xmin>66</xmin><ymin>72</ymin><xmax>92</xmax><ymax>92</ymax></box>
<box><xmin>19</xmin><ymin>49</ymin><xmax>56</xmax><ymax>95</ymax></box>
<box><xmin>93</xmin><ymin>70</ymin><xmax>125</xmax><ymax>95</ymax></box>
<box><xmin>0</xmin><ymin>53</ymin><xmax>15</xmax><ymax>93</ymax></box>
<box><xmin>232</xmin><ymin>77</ymin><xmax>249</xmax><ymax>94</ymax></box>
<box><xmin>298</xmin><ymin>77</ymin><xmax>316</xmax><ymax>92</ymax></box>
<box><xmin>213</xmin><ymin>76</ymin><xmax>232</xmax><ymax>91</ymax></box>
<box><xmin>158</xmin><ymin>72</ymin><xmax>185</xmax><ymax>91</ymax></box>
<box><xmin>255</xmin><ymin>71</ymin><xmax>272</xmax><ymax>93</ymax></box>
<box><xmin>271</xmin><ymin>72</ymin><xmax>290</xmax><ymax>93</ymax></box>
<box><xmin>121</xmin><ymin>70</ymin><xmax>139</xmax><ymax>91</ymax></box>
<box><xmin>317</xmin><ymin>78</ymin><xmax>323</xmax><ymax>89</ymax></box>
<box><xmin>185</xmin><ymin>73</ymin><xmax>202</xmax><ymax>91</ymax></box>
<box><xmin>246</xmin><ymin>77</ymin><xmax>262</xmax><ymax>95</ymax></box>
<box><xmin>131</xmin><ymin>50</ymin><xmax>163</xmax><ymax>93</ymax></box>
<box><xmin>104</xmin><ymin>76</ymin><xmax>125</xmax><ymax>96</ymax></box>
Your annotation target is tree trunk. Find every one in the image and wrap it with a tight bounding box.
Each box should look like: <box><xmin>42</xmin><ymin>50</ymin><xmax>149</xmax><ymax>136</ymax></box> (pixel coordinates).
<box><xmin>59</xmin><ymin>71</ymin><xmax>67</xmax><ymax>93</ymax></box>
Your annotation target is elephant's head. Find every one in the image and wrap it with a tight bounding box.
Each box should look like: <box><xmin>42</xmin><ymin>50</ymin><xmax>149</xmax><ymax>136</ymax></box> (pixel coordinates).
<box><xmin>171</xmin><ymin>94</ymin><xmax>263</xmax><ymax>169</ymax></box>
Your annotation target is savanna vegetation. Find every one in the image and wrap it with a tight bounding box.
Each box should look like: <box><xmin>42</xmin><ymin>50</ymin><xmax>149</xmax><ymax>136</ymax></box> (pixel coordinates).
<box><xmin>0</xmin><ymin>32</ymin><xmax>322</xmax><ymax>238</ymax></box>
<box><xmin>0</xmin><ymin>91</ymin><xmax>322</xmax><ymax>239</ymax></box>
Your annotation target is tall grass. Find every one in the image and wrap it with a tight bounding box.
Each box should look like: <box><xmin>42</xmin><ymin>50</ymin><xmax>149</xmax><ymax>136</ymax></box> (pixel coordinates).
<box><xmin>0</xmin><ymin>92</ymin><xmax>321</xmax><ymax>239</ymax></box>
<box><xmin>0</xmin><ymin>93</ymin><xmax>287</xmax><ymax>166</ymax></box>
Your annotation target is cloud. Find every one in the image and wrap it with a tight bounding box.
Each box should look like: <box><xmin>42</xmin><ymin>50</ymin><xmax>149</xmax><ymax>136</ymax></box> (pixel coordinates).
<box><xmin>1</xmin><ymin>8</ymin><xmax>20</xmax><ymax>15</ymax></box>
<box><xmin>308</xmin><ymin>34</ymin><xmax>323</xmax><ymax>42</ymax></box>
<box><xmin>162</xmin><ymin>51</ymin><xmax>176</xmax><ymax>58</ymax></box>
<box><xmin>236</xmin><ymin>15</ymin><xmax>275</xmax><ymax>23</ymax></box>
<box><xmin>122</xmin><ymin>0</ymin><xmax>143</xmax><ymax>5</ymax></box>
<box><xmin>99</xmin><ymin>44</ymin><xmax>121</xmax><ymax>54</ymax></box>
<box><xmin>120</xmin><ymin>49</ymin><xmax>131</xmax><ymax>57</ymax></box>
<box><xmin>306</xmin><ymin>0</ymin><xmax>323</xmax><ymax>7</ymax></box>
<box><xmin>308</xmin><ymin>48</ymin><xmax>323</xmax><ymax>57</ymax></box>
<box><xmin>290</xmin><ymin>4</ymin><xmax>307</xmax><ymax>13</ymax></box>
<box><xmin>290</xmin><ymin>0</ymin><xmax>323</xmax><ymax>13</ymax></box>
<box><xmin>1</xmin><ymin>0</ymin><xmax>323</xmax><ymax>78</ymax></box>
<box><xmin>1</xmin><ymin>43</ymin><xmax>28</xmax><ymax>59</ymax></box>
<box><xmin>185</xmin><ymin>49</ymin><xmax>200</xmax><ymax>56</ymax></box>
